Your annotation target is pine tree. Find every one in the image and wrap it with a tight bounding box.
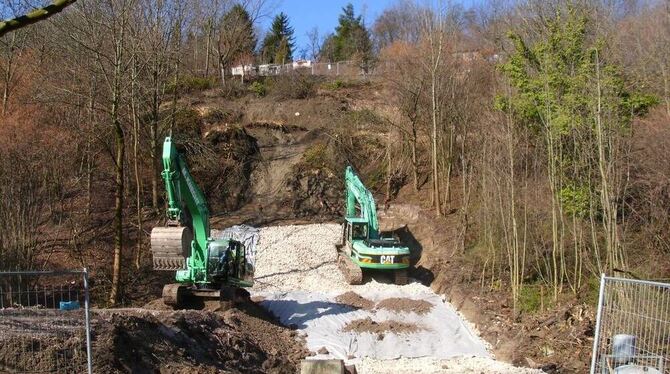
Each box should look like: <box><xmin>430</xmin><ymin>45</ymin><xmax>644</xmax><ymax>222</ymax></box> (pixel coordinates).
<box><xmin>218</xmin><ymin>3</ymin><xmax>256</xmax><ymax>76</ymax></box>
<box><xmin>261</xmin><ymin>12</ymin><xmax>295</xmax><ymax>64</ymax></box>
<box><xmin>321</xmin><ymin>3</ymin><xmax>372</xmax><ymax>68</ymax></box>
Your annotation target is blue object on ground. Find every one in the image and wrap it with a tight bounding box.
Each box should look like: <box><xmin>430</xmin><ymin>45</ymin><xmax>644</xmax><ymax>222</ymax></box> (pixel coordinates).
<box><xmin>59</xmin><ymin>301</ymin><xmax>80</xmax><ymax>310</ymax></box>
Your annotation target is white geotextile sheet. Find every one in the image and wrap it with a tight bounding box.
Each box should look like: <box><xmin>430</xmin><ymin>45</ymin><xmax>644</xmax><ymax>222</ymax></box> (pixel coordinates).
<box><xmin>255</xmin><ymin>288</ymin><xmax>490</xmax><ymax>361</ymax></box>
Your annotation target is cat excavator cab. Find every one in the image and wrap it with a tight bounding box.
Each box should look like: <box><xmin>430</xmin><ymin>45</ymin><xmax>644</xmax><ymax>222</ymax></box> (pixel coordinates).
<box><xmin>150</xmin><ymin>137</ymin><xmax>252</xmax><ymax>308</ymax></box>
<box><xmin>338</xmin><ymin>166</ymin><xmax>410</xmax><ymax>285</ymax></box>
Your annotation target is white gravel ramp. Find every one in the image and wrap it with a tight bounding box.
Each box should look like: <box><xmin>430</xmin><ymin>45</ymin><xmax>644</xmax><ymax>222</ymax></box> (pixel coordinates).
<box><xmin>251</xmin><ymin>224</ymin><xmax>345</xmax><ymax>292</ymax></box>
<box><xmin>251</xmin><ymin>224</ymin><xmax>541</xmax><ymax>373</ymax></box>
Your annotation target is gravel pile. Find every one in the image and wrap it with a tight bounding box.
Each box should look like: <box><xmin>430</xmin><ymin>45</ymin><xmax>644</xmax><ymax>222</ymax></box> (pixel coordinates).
<box><xmin>356</xmin><ymin>357</ymin><xmax>543</xmax><ymax>374</ymax></box>
<box><xmin>251</xmin><ymin>223</ymin><xmax>431</xmax><ymax>294</ymax></box>
<box><xmin>252</xmin><ymin>224</ymin><xmax>344</xmax><ymax>292</ymax></box>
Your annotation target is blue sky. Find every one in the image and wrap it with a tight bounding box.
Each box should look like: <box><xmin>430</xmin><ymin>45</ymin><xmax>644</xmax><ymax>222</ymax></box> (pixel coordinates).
<box><xmin>260</xmin><ymin>0</ymin><xmax>397</xmax><ymax>58</ymax></box>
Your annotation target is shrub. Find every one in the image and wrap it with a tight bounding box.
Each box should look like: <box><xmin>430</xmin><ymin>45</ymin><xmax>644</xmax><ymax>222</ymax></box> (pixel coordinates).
<box><xmin>172</xmin><ymin>108</ymin><xmax>202</xmax><ymax>140</ymax></box>
<box><xmin>249</xmin><ymin>81</ymin><xmax>267</xmax><ymax>97</ymax></box>
<box><xmin>518</xmin><ymin>285</ymin><xmax>552</xmax><ymax>314</ymax></box>
<box><xmin>267</xmin><ymin>72</ymin><xmax>318</xmax><ymax>100</ymax></box>
<box><xmin>302</xmin><ymin>143</ymin><xmax>329</xmax><ymax>169</ymax></box>
<box><xmin>321</xmin><ymin>78</ymin><xmax>371</xmax><ymax>91</ymax></box>
<box><xmin>322</xmin><ymin>79</ymin><xmax>345</xmax><ymax>90</ymax></box>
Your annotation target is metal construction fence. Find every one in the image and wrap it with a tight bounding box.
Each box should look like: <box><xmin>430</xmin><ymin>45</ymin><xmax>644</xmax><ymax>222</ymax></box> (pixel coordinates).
<box><xmin>591</xmin><ymin>274</ymin><xmax>670</xmax><ymax>373</ymax></box>
<box><xmin>231</xmin><ymin>60</ymin><xmax>397</xmax><ymax>78</ymax></box>
<box><xmin>0</xmin><ymin>270</ymin><xmax>92</xmax><ymax>374</ymax></box>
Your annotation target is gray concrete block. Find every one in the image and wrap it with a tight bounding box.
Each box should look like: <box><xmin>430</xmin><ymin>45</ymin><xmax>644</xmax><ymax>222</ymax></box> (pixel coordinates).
<box><xmin>300</xmin><ymin>359</ymin><xmax>345</xmax><ymax>374</ymax></box>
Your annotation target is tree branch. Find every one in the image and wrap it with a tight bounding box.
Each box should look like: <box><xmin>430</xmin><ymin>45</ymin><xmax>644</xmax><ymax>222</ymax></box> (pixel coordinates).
<box><xmin>0</xmin><ymin>0</ymin><xmax>77</xmax><ymax>37</ymax></box>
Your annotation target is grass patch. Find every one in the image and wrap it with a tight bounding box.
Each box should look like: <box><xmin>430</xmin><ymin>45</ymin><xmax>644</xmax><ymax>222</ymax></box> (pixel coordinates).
<box><xmin>302</xmin><ymin>143</ymin><xmax>329</xmax><ymax>170</ymax></box>
<box><xmin>346</xmin><ymin>108</ymin><xmax>383</xmax><ymax>127</ymax></box>
<box><xmin>518</xmin><ymin>284</ymin><xmax>552</xmax><ymax>314</ymax></box>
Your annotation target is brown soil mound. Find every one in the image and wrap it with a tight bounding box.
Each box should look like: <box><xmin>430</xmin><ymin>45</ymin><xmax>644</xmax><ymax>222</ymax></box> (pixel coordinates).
<box><xmin>93</xmin><ymin>306</ymin><xmax>308</xmax><ymax>373</ymax></box>
<box><xmin>335</xmin><ymin>291</ymin><xmax>375</xmax><ymax>310</ymax></box>
<box><xmin>342</xmin><ymin>317</ymin><xmax>422</xmax><ymax>339</ymax></box>
<box><xmin>376</xmin><ymin>297</ymin><xmax>434</xmax><ymax>315</ymax></box>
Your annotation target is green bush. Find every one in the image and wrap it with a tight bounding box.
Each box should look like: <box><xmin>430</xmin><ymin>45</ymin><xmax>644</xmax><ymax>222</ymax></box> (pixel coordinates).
<box><xmin>302</xmin><ymin>143</ymin><xmax>329</xmax><ymax>169</ymax></box>
<box><xmin>249</xmin><ymin>81</ymin><xmax>267</xmax><ymax>97</ymax></box>
<box><xmin>172</xmin><ymin>108</ymin><xmax>202</xmax><ymax>140</ymax></box>
<box><xmin>322</xmin><ymin>79</ymin><xmax>345</xmax><ymax>90</ymax></box>
<box><xmin>518</xmin><ymin>285</ymin><xmax>552</xmax><ymax>314</ymax></box>
<box><xmin>267</xmin><ymin>72</ymin><xmax>318</xmax><ymax>100</ymax></box>
<box><xmin>321</xmin><ymin>78</ymin><xmax>370</xmax><ymax>91</ymax></box>
<box><xmin>559</xmin><ymin>184</ymin><xmax>592</xmax><ymax>218</ymax></box>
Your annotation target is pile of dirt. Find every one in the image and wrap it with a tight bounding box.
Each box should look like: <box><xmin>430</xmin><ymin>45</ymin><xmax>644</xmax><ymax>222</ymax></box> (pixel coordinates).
<box><xmin>92</xmin><ymin>306</ymin><xmax>308</xmax><ymax>373</ymax></box>
<box><xmin>342</xmin><ymin>317</ymin><xmax>423</xmax><ymax>338</ymax></box>
<box><xmin>335</xmin><ymin>291</ymin><xmax>375</xmax><ymax>310</ymax></box>
<box><xmin>376</xmin><ymin>297</ymin><xmax>434</xmax><ymax>315</ymax></box>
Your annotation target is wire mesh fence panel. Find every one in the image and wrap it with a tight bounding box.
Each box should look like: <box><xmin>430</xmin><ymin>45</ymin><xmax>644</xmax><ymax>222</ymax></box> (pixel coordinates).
<box><xmin>591</xmin><ymin>275</ymin><xmax>670</xmax><ymax>373</ymax></box>
<box><xmin>0</xmin><ymin>270</ymin><xmax>92</xmax><ymax>374</ymax></box>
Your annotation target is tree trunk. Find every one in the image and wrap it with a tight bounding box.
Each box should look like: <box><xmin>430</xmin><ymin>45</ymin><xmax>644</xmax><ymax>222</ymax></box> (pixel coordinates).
<box><xmin>204</xmin><ymin>18</ymin><xmax>212</xmax><ymax>77</ymax></box>
<box><xmin>431</xmin><ymin>69</ymin><xmax>441</xmax><ymax>216</ymax></box>
<box><xmin>2</xmin><ymin>32</ymin><xmax>16</xmax><ymax>115</ymax></box>
<box><xmin>150</xmin><ymin>66</ymin><xmax>160</xmax><ymax>209</ymax></box>
<box><xmin>109</xmin><ymin>37</ymin><xmax>125</xmax><ymax>306</ymax></box>
<box><xmin>411</xmin><ymin>123</ymin><xmax>418</xmax><ymax>192</ymax></box>
<box><xmin>131</xmin><ymin>58</ymin><xmax>143</xmax><ymax>270</ymax></box>
<box><xmin>109</xmin><ymin>105</ymin><xmax>124</xmax><ymax>306</ymax></box>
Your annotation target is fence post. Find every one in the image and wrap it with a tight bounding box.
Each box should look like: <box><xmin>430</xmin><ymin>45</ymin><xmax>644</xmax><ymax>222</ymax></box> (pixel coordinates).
<box><xmin>590</xmin><ymin>273</ymin><xmax>606</xmax><ymax>374</ymax></box>
<box><xmin>83</xmin><ymin>268</ymin><xmax>93</xmax><ymax>374</ymax></box>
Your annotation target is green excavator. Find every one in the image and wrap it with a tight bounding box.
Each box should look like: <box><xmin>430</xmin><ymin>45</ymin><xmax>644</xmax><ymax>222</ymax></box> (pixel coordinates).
<box><xmin>338</xmin><ymin>166</ymin><xmax>411</xmax><ymax>285</ymax></box>
<box><xmin>150</xmin><ymin>137</ymin><xmax>252</xmax><ymax>308</ymax></box>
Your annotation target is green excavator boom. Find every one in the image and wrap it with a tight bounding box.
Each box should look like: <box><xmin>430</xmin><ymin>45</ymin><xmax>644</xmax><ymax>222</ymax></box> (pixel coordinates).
<box><xmin>160</xmin><ymin>137</ymin><xmax>211</xmax><ymax>283</ymax></box>
<box><xmin>345</xmin><ymin>165</ymin><xmax>380</xmax><ymax>239</ymax></box>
